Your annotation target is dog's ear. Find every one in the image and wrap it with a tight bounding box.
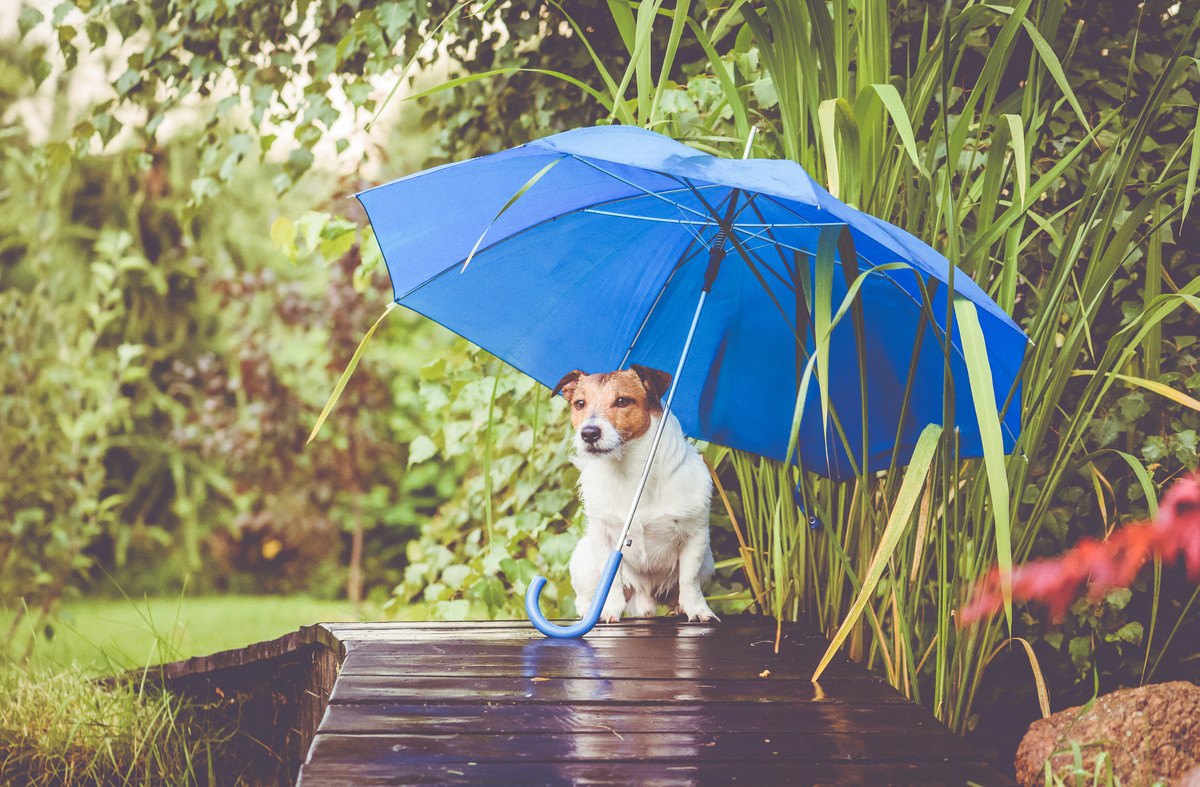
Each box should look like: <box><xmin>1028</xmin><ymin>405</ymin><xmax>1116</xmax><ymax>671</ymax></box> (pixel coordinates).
<box><xmin>552</xmin><ymin>369</ymin><xmax>586</xmax><ymax>399</ymax></box>
<box><xmin>631</xmin><ymin>364</ymin><xmax>672</xmax><ymax>404</ymax></box>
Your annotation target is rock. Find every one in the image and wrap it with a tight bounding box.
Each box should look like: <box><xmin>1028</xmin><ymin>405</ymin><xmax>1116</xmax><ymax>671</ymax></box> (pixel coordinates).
<box><xmin>1015</xmin><ymin>681</ymin><xmax>1200</xmax><ymax>786</ymax></box>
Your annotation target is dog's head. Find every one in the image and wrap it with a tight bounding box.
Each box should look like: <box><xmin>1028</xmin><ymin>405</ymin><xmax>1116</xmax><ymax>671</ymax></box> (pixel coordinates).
<box><xmin>552</xmin><ymin>365</ymin><xmax>673</xmax><ymax>459</ymax></box>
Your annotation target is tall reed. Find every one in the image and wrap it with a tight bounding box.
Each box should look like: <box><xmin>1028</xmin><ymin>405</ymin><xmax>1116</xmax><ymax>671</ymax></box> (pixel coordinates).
<box><xmin>700</xmin><ymin>0</ymin><xmax>1198</xmax><ymax>730</ymax></box>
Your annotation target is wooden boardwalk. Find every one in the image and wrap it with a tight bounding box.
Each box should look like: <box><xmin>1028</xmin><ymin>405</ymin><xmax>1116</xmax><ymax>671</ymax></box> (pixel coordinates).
<box><xmin>296</xmin><ymin>617</ymin><xmax>1010</xmax><ymax>785</ymax></box>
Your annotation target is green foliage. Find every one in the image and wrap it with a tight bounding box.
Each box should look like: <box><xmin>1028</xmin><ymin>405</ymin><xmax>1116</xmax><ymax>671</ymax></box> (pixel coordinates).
<box><xmin>0</xmin><ymin>244</ymin><xmax>145</xmax><ymax>631</ymax></box>
<box><xmin>385</xmin><ymin>340</ymin><xmax>581</xmax><ymax>619</ymax></box>
<box><xmin>380</xmin><ymin>339</ymin><xmax>749</xmax><ymax>620</ymax></box>
<box><xmin>21</xmin><ymin>0</ymin><xmax>650</xmax><ymax>192</ymax></box>
<box><xmin>730</xmin><ymin>0</ymin><xmax>1200</xmax><ymax>731</ymax></box>
<box><xmin>0</xmin><ymin>35</ymin><xmax>436</xmax><ymax>639</ymax></box>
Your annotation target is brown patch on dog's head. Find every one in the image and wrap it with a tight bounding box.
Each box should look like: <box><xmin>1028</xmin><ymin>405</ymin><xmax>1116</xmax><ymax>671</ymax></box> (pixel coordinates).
<box><xmin>630</xmin><ymin>364</ymin><xmax>672</xmax><ymax>407</ymax></box>
<box><xmin>552</xmin><ymin>370</ymin><xmax>586</xmax><ymax>400</ymax></box>
<box><xmin>556</xmin><ymin>366</ymin><xmax>673</xmax><ymax>447</ymax></box>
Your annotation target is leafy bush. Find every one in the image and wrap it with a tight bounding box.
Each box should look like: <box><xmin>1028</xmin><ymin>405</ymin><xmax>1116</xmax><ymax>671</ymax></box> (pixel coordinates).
<box><xmin>382</xmin><ymin>339</ymin><xmax>749</xmax><ymax>619</ymax></box>
<box><xmin>384</xmin><ymin>340</ymin><xmax>580</xmax><ymax>618</ymax></box>
<box><xmin>0</xmin><ymin>230</ymin><xmax>148</xmax><ymax>651</ymax></box>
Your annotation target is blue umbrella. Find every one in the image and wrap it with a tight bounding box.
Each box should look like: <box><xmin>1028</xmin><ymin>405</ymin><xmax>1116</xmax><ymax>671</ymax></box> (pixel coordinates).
<box><xmin>358</xmin><ymin>125</ymin><xmax>1026</xmax><ymax>638</ymax></box>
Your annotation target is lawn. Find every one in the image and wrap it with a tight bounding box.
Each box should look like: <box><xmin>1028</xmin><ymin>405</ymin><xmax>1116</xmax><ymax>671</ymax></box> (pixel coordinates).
<box><xmin>3</xmin><ymin>595</ymin><xmax>381</xmax><ymax>674</ymax></box>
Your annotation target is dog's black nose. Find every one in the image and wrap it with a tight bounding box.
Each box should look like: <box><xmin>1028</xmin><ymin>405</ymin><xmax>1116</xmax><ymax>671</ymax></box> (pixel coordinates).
<box><xmin>580</xmin><ymin>425</ymin><xmax>602</xmax><ymax>444</ymax></box>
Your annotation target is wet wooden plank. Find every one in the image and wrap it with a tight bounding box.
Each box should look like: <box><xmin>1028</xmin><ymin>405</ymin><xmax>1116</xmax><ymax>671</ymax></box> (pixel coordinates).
<box><xmin>330</xmin><ymin>674</ymin><xmax>908</xmax><ymax>705</ymax></box>
<box><xmin>298</xmin><ymin>760</ymin><xmax>1012</xmax><ymax>786</ymax></box>
<box><xmin>340</xmin><ymin>641</ymin><xmax>869</xmax><ymax>680</ymax></box>
<box><xmin>317</xmin><ymin>701</ymin><xmax>947</xmax><ymax>736</ymax></box>
<box><xmin>305</xmin><ymin>729</ymin><xmax>986</xmax><ymax>765</ymax></box>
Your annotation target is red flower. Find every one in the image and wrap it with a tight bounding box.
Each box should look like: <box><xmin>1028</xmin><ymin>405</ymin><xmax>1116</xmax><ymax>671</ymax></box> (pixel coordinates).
<box><xmin>958</xmin><ymin>473</ymin><xmax>1200</xmax><ymax>627</ymax></box>
<box><xmin>1155</xmin><ymin>474</ymin><xmax>1200</xmax><ymax>580</ymax></box>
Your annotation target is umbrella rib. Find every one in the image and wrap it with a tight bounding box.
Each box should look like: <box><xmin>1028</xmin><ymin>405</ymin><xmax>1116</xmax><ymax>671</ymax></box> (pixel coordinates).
<box><xmin>578</xmin><ymin>209</ymin><xmax>709</xmax><ymax>246</ymax></box>
<box><xmin>390</xmin><ymin>182</ymin><xmax>724</xmax><ymax>303</ymax></box>
<box><xmin>618</xmin><ymin>239</ymin><xmax>705</xmax><ymax>370</ymax></box>
<box><xmin>567</xmin><ymin>156</ymin><xmax>713</xmax><ymax>221</ymax></box>
<box><xmin>583</xmin><ymin>210</ymin><xmax>830</xmax><ymax>230</ymax></box>
<box><xmin>759</xmin><ymin>197</ymin><xmax>1020</xmax><ymax>446</ymax></box>
<box><xmin>725</xmin><ymin>233</ymin><xmax>808</xmax><ymax>348</ymax></box>
<box><xmin>756</xmin><ymin>195</ymin><xmax>946</xmax><ymax>323</ymax></box>
<box><xmin>674</xmin><ymin>180</ymin><xmax>810</xmax><ymax>349</ymax></box>
<box><xmin>580</xmin><ymin>212</ymin><xmax>717</xmax><ymax>226</ymax></box>
<box><xmin>746</xmin><ymin>199</ymin><xmax>801</xmax><ymax>279</ymax></box>
<box><xmin>685</xmin><ymin>182</ymin><xmax>802</xmax><ymax>300</ymax></box>
<box><xmin>735</xmin><ymin>240</ymin><xmax>797</xmax><ymax>292</ymax></box>
<box><xmin>677</xmin><ymin>177</ymin><xmax>755</xmax><ymax>232</ymax></box>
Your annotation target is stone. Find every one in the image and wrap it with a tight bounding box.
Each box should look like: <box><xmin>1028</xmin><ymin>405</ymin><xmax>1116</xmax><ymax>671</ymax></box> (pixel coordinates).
<box><xmin>1015</xmin><ymin>681</ymin><xmax>1200</xmax><ymax>786</ymax></box>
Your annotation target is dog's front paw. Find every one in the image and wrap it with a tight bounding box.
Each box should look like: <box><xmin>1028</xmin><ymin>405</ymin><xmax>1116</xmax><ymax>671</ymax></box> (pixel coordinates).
<box><xmin>599</xmin><ymin>612</ymin><xmax>622</xmax><ymax>624</ymax></box>
<box><xmin>681</xmin><ymin>600</ymin><xmax>719</xmax><ymax>623</ymax></box>
<box><xmin>629</xmin><ymin>596</ymin><xmax>658</xmax><ymax>618</ymax></box>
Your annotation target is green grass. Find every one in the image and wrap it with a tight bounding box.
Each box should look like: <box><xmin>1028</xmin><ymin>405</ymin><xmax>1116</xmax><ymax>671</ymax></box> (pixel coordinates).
<box><xmin>0</xmin><ymin>594</ymin><xmax>384</xmax><ymax>783</ymax></box>
<box><xmin>0</xmin><ymin>592</ymin><xmax>535</xmax><ymax>783</ymax></box>
<box><xmin>0</xmin><ymin>666</ymin><xmax>216</xmax><ymax>785</ymax></box>
<box><xmin>3</xmin><ymin>595</ymin><xmax>381</xmax><ymax>675</ymax></box>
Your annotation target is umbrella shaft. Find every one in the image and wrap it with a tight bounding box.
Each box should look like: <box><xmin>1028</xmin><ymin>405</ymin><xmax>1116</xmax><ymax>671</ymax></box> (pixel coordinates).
<box><xmin>617</xmin><ymin>289</ymin><xmax>709</xmax><ymax>550</ymax></box>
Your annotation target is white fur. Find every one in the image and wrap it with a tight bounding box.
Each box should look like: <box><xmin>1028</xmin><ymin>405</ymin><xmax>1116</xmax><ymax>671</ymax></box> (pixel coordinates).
<box><xmin>569</xmin><ymin>412</ymin><xmax>718</xmax><ymax>623</ymax></box>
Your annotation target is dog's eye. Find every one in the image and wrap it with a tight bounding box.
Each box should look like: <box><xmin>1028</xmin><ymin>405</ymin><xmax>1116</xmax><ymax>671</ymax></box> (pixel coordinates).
<box><xmin>614</xmin><ymin>397</ymin><xmax>634</xmax><ymax>408</ymax></box>
<box><xmin>573</xmin><ymin>399</ymin><xmax>586</xmax><ymax>410</ymax></box>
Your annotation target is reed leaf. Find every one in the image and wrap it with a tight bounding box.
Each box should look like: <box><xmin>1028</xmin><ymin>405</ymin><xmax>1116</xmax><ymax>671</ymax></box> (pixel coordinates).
<box><xmin>954</xmin><ymin>298</ymin><xmax>1014</xmax><ymax>628</ymax></box>
<box><xmin>307</xmin><ymin>303</ymin><xmax>395</xmax><ymax>444</ymax></box>
<box><xmin>812</xmin><ymin>423</ymin><xmax>942</xmax><ymax>682</ymax></box>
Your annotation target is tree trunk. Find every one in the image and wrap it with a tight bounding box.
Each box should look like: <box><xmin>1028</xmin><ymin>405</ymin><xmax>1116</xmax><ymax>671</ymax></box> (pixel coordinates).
<box><xmin>347</xmin><ymin>496</ymin><xmax>363</xmax><ymax>607</ymax></box>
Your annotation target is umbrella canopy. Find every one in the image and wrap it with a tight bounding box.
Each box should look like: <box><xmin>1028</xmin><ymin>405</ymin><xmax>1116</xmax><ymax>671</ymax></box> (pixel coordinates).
<box><xmin>359</xmin><ymin>125</ymin><xmax>1025</xmax><ymax>478</ymax></box>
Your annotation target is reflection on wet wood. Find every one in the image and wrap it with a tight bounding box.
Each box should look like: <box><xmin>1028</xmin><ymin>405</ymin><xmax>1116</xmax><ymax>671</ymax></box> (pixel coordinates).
<box><xmin>297</xmin><ymin>617</ymin><xmax>1011</xmax><ymax>785</ymax></box>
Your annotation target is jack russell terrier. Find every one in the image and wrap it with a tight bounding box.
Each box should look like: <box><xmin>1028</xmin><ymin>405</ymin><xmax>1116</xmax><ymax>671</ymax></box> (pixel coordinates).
<box><xmin>553</xmin><ymin>365</ymin><xmax>718</xmax><ymax>624</ymax></box>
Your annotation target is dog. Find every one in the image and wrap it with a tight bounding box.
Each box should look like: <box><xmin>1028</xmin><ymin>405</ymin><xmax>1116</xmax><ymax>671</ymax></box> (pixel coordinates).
<box><xmin>553</xmin><ymin>365</ymin><xmax>717</xmax><ymax>623</ymax></box>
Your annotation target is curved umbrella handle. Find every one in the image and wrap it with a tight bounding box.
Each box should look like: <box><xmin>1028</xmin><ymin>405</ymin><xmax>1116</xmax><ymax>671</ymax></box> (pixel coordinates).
<box><xmin>525</xmin><ymin>550</ymin><xmax>623</xmax><ymax>638</ymax></box>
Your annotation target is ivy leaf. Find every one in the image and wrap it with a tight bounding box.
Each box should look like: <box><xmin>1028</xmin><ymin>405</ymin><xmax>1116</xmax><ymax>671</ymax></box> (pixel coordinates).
<box><xmin>319</xmin><ymin>228</ymin><xmax>356</xmax><ymax>262</ymax></box>
<box><xmin>1068</xmin><ymin>635</ymin><xmax>1092</xmax><ymax>671</ymax></box>
<box><xmin>85</xmin><ymin>20</ymin><xmax>106</xmax><ymax>47</ymax></box>
<box><xmin>93</xmin><ymin>113</ymin><xmax>121</xmax><ymax>146</ymax></box>
<box><xmin>18</xmin><ymin>5</ymin><xmax>44</xmax><ymax>39</ymax></box>
<box><xmin>407</xmin><ymin>435</ymin><xmax>437</xmax><ymax>467</ymax></box>
<box><xmin>30</xmin><ymin>54</ymin><xmax>51</xmax><ymax>88</ymax></box>
<box><xmin>269</xmin><ymin>216</ymin><xmax>296</xmax><ymax>259</ymax></box>
<box><xmin>499</xmin><ymin>557</ymin><xmax>536</xmax><ymax>587</ymax></box>
<box><xmin>1104</xmin><ymin>622</ymin><xmax>1143</xmax><ymax>645</ymax></box>
<box><xmin>51</xmin><ymin>2</ymin><xmax>72</xmax><ymax>25</ymax></box>
<box><xmin>285</xmin><ymin>147</ymin><xmax>315</xmax><ymax>183</ymax></box>
<box><xmin>115</xmin><ymin>69</ymin><xmax>140</xmax><ymax>97</ymax></box>
<box><xmin>377</xmin><ymin>3</ymin><xmax>414</xmax><ymax>40</ymax></box>
<box><xmin>57</xmin><ymin>25</ymin><xmax>77</xmax><ymax>68</ymax></box>
<box><xmin>1104</xmin><ymin>587</ymin><xmax>1131</xmax><ymax>610</ymax></box>
<box><xmin>1142</xmin><ymin>435</ymin><xmax>1169</xmax><ymax>463</ymax></box>
<box><xmin>468</xmin><ymin>575</ymin><xmax>505</xmax><ymax>611</ymax></box>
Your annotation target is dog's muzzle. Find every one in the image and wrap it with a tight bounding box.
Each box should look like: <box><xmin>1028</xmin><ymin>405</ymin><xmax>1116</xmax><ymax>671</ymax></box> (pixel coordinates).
<box><xmin>577</xmin><ymin>418</ymin><xmax>620</xmax><ymax>456</ymax></box>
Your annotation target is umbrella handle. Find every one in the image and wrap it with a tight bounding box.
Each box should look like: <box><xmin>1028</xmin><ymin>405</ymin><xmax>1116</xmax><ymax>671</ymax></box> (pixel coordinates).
<box><xmin>525</xmin><ymin>550</ymin><xmax>622</xmax><ymax>638</ymax></box>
